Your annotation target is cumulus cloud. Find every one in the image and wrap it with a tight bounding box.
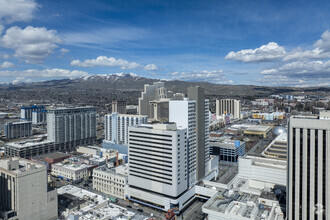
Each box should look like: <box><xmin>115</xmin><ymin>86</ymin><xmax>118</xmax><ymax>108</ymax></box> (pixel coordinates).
<box><xmin>0</xmin><ymin>68</ymin><xmax>89</xmax><ymax>79</ymax></box>
<box><xmin>261</xmin><ymin>60</ymin><xmax>330</xmax><ymax>76</ymax></box>
<box><xmin>0</xmin><ymin>26</ymin><xmax>62</xmax><ymax>63</ymax></box>
<box><xmin>12</xmin><ymin>76</ymin><xmax>32</xmax><ymax>84</ymax></box>
<box><xmin>314</xmin><ymin>30</ymin><xmax>330</xmax><ymax>52</ymax></box>
<box><xmin>60</xmin><ymin>48</ymin><xmax>70</xmax><ymax>54</ymax></box>
<box><xmin>0</xmin><ymin>0</ymin><xmax>38</xmax><ymax>24</ymax></box>
<box><xmin>169</xmin><ymin>70</ymin><xmax>233</xmax><ymax>84</ymax></box>
<box><xmin>71</xmin><ymin>56</ymin><xmax>159</xmax><ymax>71</ymax></box>
<box><xmin>225</xmin><ymin>42</ymin><xmax>286</xmax><ymax>62</ymax></box>
<box><xmin>144</xmin><ymin>64</ymin><xmax>159</xmax><ymax>71</ymax></box>
<box><xmin>0</xmin><ymin>61</ymin><xmax>14</xmax><ymax>68</ymax></box>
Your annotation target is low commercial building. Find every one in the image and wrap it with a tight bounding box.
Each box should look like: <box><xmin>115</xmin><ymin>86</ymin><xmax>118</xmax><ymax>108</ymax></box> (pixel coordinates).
<box><xmin>210</xmin><ymin>140</ymin><xmax>245</xmax><ymax>163</ymax></box>
<box><xmin>238</xmin><ymin>155</ymin><xmax>287</xmax><ymax>186</ymax></box>
<box><xmin>202</xmin><ymin>155</ymin><xmax>287</xmax><ymax>220</ymax></box>
<box><xmin>0</xmin><ymin>157</ymin><xmax>58</xmax><ymax>220</ymax></box>
<box><xmin>57</xmin><ymin>185</ymin><xmax>147</xmax><ymax>220</ymax></box>
<box><xmin>93</xmin><ymin>164</ymin><xmax>128</xmax><ymax>199</ymax></box>
<box><xmin>4</xmin><ymin>121</ymin><xmax>32</xmax><ymax>139</ymax></box>
<box><xmin>252</xmin><ymin>112</ymin><xmax>285</xmax><ymax>120</ymax></box>
<box><xmin>243</xmin><ymin>125</ymin><xmax>272</xmax><ymax>138</ymax></box>
<box><xmin>51</xmin><ymin>162</ymin><xmax>90</xmax><ymax>182</ymax></box>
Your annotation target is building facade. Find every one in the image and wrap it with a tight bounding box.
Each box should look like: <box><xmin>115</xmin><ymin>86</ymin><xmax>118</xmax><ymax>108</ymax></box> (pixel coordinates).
<box><xmin>51</xmin><ymin>162</ymin><xmax>89</xmax><ymax>181</ymax></box>
<box><xmin>93</xmin><ymin>165</ymin><xmax>128</xmax><ymax>199</ymax></box>
<box><xmin>104</xmin><ymin>113</ymin><xmax>148</xmax><ymax>145</ymax></box>
<box><xmin>138</xmin><ymin>81</ymin><xmax>167</xmax><ymax>117</ymax></box>
<box><xmin>21</xmin><ymin>105</ymin><xmax>45</xmax><ymax>121</ymax></box>
<box><xmin>287</xmin><ymin>113</ymin><xmax>330</xmax><ymax>219</ymax></box>
<box><xmin>4</xmin><ymin>121</ymin><xmax>32</xmax><ymax>139</ymax></box>
<box><xmin>47</xmin><ymin>107</ymin><xmax>97</xmax><ymax>148</ymax></box>
<box><xmin>216</xmin><ymin>99</ymin><xmax>241</xmax><ymax>119</ymax></box>
<box><xmin>210</xmin><ymin>140</ymin><xmax>245</xmax><ymax>163</ymax></box>
<box><xmin>127</xmin><ymin>123</ymin><xmax>188</xmax><ymax>209</ymax></box>
<box><xmin>32</xmin><ymin>109</ymin><xmax>47</xmax><ymax>124</ymax></box>
<box><xmin>112</xmin><ymin>101</ymin><xmax>126</xmax><ymax>114</ymax></box>
<box><xmin>0</xmin><ymin>157</ymin><xmax>58</xmax><ymax>220</ymax></box>
<box><xmin>169</xmin><ymin>98</ymin><xmax>197</xmax><ymax>186</ymax></box>
<box><xmin>187</xmin><ymin>87</ymin><xmax>210</xmax><ymax>181</ymax></box>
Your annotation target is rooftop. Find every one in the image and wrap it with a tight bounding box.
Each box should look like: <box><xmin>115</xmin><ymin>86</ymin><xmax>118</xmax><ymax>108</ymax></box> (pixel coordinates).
<box><xmin>5</xmin><ymin>136</ymin><xmax>53</xmax><ymax>149</ymax></box>
<box><xmin>245</xmin><ymin>125</ymin><xmax>272</xmax><ymax>132</ymax></box>
<box><xmin>58</xmin><ymin>185</ymin><xmax>148</xmax><ymax>220</ymax></box>
<box><xmin>202</xmin><ymin>176</ymin><xmax>285</xmax><ymax>220</ymax></box>
<box><xmin>0</xmin><ymin>157</ymin><xmax>44</xmax><ymax>174</ymax></box>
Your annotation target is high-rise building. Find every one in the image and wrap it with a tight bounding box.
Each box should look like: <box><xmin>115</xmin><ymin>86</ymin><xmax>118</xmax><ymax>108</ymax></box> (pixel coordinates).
<box><xmin>169</xmin><ymin>98</ymin><xmax>197</xmax><ymax>186</ymax></box>
<box><xmin>112</xmin><ymin>101</ymin><xmax>127</xmax><ymax>114</ymax></box>
<box><xmin>0</xmin><ymin>157</ymin><xmax>58</xmax><ymax>220</ymax></box>
<box><xmin>287</xmin><ymin>112</ymin><xmax>330</xmax><ymax>219</ymax></box>
<box><xmin>47</xmin><ymin>107</ymin><xmax>97</xmax><ymax>148</ymax></box>
<box><xmin>32</xmin><ymin>109</ymin><xmax>47</xmax><ymax>124</ymax></box>
<box><xmin>138</xmin><ymin>81</ymin><xmax>167</xmax><ymax>117</ymax></box>
<box><xmin>216</xmin><ymin>99</ymin><xmax>241</xmax><ymax>119</ymax></box>
<box><xmin>104</xmin><ymin>113</ymin><xmax>148</xmax><ymax>145</ymax></box>
<box><xmin>4</xmin><ymin>121</ymin><xmax>32</xmax><ymax>139</ymax></box>
<box><xmin>187</xmin><ymin>87</ymin><xmax>210</xmax><ymax>181</ymax></box>
<box><xmin>126</xmin><ymin>123</ymin><xmax>188</xmax><ymax>209</ymax></box>
<box><xmin>21</xmin><ymin>105</ymin><xmax>45</xmax><ymax>121</ymax></box>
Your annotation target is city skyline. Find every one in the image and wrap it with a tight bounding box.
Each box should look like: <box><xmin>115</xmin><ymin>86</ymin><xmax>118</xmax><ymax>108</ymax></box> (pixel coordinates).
<box><xmin>0</xmin><ymin>0</ymin><xmax>329</xmax><ymax>87</ymax></box>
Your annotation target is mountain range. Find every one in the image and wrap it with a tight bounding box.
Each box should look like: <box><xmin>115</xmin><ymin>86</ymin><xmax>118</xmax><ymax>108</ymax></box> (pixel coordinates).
<box><xmin>1</xmin><ymin>73</ymin><xmax>329</xmax><ymax>97</ymax></box>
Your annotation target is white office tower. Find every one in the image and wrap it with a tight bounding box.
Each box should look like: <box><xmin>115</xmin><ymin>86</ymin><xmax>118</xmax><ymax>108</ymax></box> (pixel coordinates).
<box><xmin>169</xmin><ymin>98</ymin><xmax>197</xmax><ymax>186</ymax></box>
<box><xmin>287</xmin><ymin>112</ymin><xmax>330</xmax><ymax>219</ymax></box>
<box><xmin>47</xmin><ymin>107</ymin><xmax>96</xmax><ymax>147</ymax></box>
<box><xmin>127</xmin><ymin>123</ymin><xmax>188</xmax><ymax>211</ymax></box>
<box><xmin>104</xmin><ymin>113</ymin><xmax>148</xmax><ymax>145</ymax></box>
<box><xmin>0</xmin><ymin>157</ymin><xmax>58</xmax><ymax>220</ymax></box>
<box><xmin>138</xmin><ymin>81</ymin><xmax>167</xmax><ymax>117</ymax></box>
<box><xmin>216</xmin><ymin>99</ymin><xmax>241</xmax><ymax>119</ymax></box>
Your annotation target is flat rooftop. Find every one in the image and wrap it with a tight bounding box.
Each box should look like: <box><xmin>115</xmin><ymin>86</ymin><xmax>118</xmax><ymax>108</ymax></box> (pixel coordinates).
<box><xmin>202</xmin><ymin>176</ymin><xmax>285</xmax><ymax>220</ymax></box>
<box><xmin>0</xmin><ymin>157</ymin><xmax>44</xmax><ymax>174</ymax></box>
<box><xmin>58</xmin><ymin>185</ymin><xmax>147</xmax><ymax>220</ymax></box>
<box><xmin>245</xmin><ymin>125</ymin><xmax>272</xmax><ymax>132</ymax></box>
<box><xmin>6</xmin><ymin>137</ymin><xmax>53</xmax><ymax>149</ymax></box>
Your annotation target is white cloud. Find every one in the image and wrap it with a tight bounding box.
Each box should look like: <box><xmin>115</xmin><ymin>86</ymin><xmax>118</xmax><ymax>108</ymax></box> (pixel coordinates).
<box><xmin>169</xmin><ymin>70</ymin><xmax>233</xmax><ymax>84</ymax></box>
<box><xmin>314</xmin><ymin>30</ymin><xmax>330</xmax><ymax>52</ymax></box>
<box><xmin>0</xmin><ymin>61</ymin><xmax>14</xmax><ymax>68</ymax></box>
<box><xmin>12</xmin><ymin>76</ymin><xmax>31</xmax><ymax>84</ymax></box>
<box><xmin>71</xmin><ymin>56</ymin><xmax>159</xmax><ymax>71</ymax></box>
<box><xmin>225</xmin><ymin>42</ymin><xmax>286</xmax><ymax>62</ymax></box>
<box><xmin>144</xmin><ymin>64</ymin><xmax>159</xmax><ymax>71</ymax></box>
<box><xmin>60</xmin><ymin>48</ymin><xmax>70</xmax><ymax>54</ymax></box>
<box><xmin>0</xmin><ymin>0</ymin><xmax>38</xmax><ymax>24</ymax></box>
<box><xmin>0</xmin><ymin>68</ymin><xmax>89</xmax><ymax>79</ymax></box>
<box><xmin>260</xmin><ymin>60</ymin><xmax>330</xmax><ymax>86</ymax></box>
<box><xmin>283</xmin><ymin>48</ymin><xmax>330</xmax><ymax>61</ymax></box>
<box><xmin>0</xmin><ymin>26</ymin><xmax>62</xmax><ymax>63</ymax></box>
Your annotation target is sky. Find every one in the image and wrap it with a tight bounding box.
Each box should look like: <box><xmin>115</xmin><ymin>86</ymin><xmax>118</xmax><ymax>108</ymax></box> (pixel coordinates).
<box><xmin>0</xmin><ymin>0</ymin><xmax>329</xmax><ymax>87</ymax></box>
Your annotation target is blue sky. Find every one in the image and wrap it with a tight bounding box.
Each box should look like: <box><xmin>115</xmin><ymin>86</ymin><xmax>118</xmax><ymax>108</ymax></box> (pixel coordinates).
<box><xmin>0</xmin><ymin>0</ymin><xmax>329</xmax><ymax>86</ymax></box>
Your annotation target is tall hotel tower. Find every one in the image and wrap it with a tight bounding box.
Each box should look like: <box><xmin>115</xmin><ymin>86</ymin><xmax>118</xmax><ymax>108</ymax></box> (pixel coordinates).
<box><xmin>47</xmin><ymin>107</ymin><xmax>97</xmax><ymax>149</ymax></box>
<box><xmin>287</xmin><ymin>111</ymin><xmax>329</xmax><ymax>219</ymax></box>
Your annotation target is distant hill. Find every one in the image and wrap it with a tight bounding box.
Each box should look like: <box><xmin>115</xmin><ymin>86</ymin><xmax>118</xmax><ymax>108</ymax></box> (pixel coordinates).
<box><xmin>1</xmin><ymin>73</ymin><xmax>329</xmax><ymax>98</ymax></box>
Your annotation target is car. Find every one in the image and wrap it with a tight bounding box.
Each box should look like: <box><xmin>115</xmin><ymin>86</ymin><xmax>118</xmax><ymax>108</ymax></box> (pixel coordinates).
<box><xmin>137</xmin><ymin>208</ymin><xmax>143</xmax><ymax>213</ymax></box>
<box><xmin>127</xmin><ymin>205</ymin><xmax>132</xmax><ymax>208</ymax></box>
